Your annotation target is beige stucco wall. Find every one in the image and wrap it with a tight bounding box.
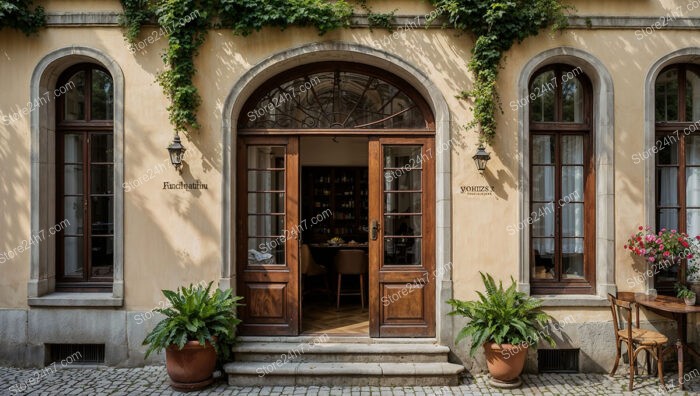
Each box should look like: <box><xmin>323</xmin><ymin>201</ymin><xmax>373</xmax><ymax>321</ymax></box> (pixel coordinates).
<box><xmin>0</xmin><ymin>0</ymin><xmax>698</xmax><ymax>330</ymax></box>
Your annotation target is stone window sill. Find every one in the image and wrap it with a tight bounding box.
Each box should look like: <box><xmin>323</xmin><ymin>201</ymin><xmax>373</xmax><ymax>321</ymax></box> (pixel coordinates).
<box><xmin>28</xmin><ymin>292</ymin><xmax>123</xmax><ymax>307</ymax></box>
<box><xmin>536</xmin><ymin>295</ymin><xmax>610</xmax><ymax>307</ymax></box>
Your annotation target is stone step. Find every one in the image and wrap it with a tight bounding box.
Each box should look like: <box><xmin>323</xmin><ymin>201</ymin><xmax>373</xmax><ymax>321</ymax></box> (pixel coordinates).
<box><xmin>232</xmin><ymin>342</ymin><xmax>450</xmax><ymax>363</ymax></box>
<box><xmin>224</xmin><ymin>361</ymin><xmax>465</xmax><ymax>386</ymax></box>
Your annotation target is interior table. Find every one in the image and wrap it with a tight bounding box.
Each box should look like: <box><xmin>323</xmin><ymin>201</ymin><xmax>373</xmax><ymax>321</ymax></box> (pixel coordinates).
<box><xmin>617</xmin><ymin>291</ymin><xmax>700</xmax><ymax>390</ymax></box>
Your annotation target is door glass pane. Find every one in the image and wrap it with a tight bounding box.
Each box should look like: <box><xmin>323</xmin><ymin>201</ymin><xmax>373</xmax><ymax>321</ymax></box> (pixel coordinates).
<box><xmin>562</xmin><ymin>166</ymin><xmax>584</xmax><ymax>199</ymax></box>
<box><xmin>247</xmin><ymin>146</ymin><xmax>285</xmax><ymax>168</ymax></box>
<box><xmin>384</xmin><ymin>146</ymin><xmax>423</xmax><ymax>168</ymax></box>
<box><xmin>656</xmin><ymin>69</ymin><xmax>679</xmax><ymax>122</ymax></box>
<box><xmin>562</xmin><ymin>76</ymin><xmax>584</xmax><ymax>123</ymax></box>
<box><xmin>63</xmin><ymin>237</ymin><xmax>83</xmax><ymax>277</ymax></box>
<box><xmin>384</xmin><ymin>169</ymin><xmax>421</xmax><ymax>191</ymax></box>
<box><xmin>91</xmin><ymin>196</ymin><xmax>114</xmax><ymax>235</ymax></box>
<box><xmin>561</xmin><ymin>135</ymin><xmax>583</xmax><ymax>164</ymax></box>
<box><xmin>384</xmin><ymin>237</ymin><xmax>421</xmax><ymax>265</ymax></box>
<box><xmin>686</xmin><ymin>69</ymin><xmax>700</xmax><ymax>122</ymax></box>
<box><xmin>687</xmin><ymin>136</ymin><xmax>700</xmax><ymax>165</ymax></box>
<box><xmin>64</xmin><ymin>165</ymin><xmax>83</xmax><ymax>194</ymax></box>
<box><xmin>248</xmin><ymin>170</ymin><xmax>285</xmax><ymax>191</ymax></box>
<box><xmin>384</xmin><ymin>215</ymin><xmax>421</xmax><ymax>236</ymax></box>
<box><xmin>91</xmin><ymin>237</ymin><xmax>114</xmax><ymax>277</ymax></box>
<box><xmin>531</xmin><ymin>203</ymin><xmax>555</xmax><ymax>237</ymax></box>
<box><xmin>248</xmin><ymin>238</ymin><xmax>284</xmax><ymax>265</ymax></box>
<box><xmin>532</xmin><ymin>166</ymin><xmax>554</xmax><ymax>201</ymax></box>
<box><xmin>687</xmin><ymin>209</ymin><xmax>700</xmax><ymax>237</ymax></box>
<box><xmin>248</xmin><ymin>215</ymin><xmax>285</xmax><ymax>237</ymax></box>
<box><xmin>657</xmin><ymin>168</ymin><xmax>678</xmax><ymax>205</ymax></box>
<box><xmin>91</xmin><ymin>165</ymin><xmax>114</xmax><ymax>194</ymax></box>
<box><xmin>63</xmin><ymin>71</ymin><xmax>86</xmax><ymax>121</ymax></box>
<box><xmin>91</xmin><ymin>69</ymin><xmax>113</xmax><ymax>120</ymax></box>
<box><xmin>687</xmin><ymin>167</ymin><xmax>700</xmax><ymax>207</ymax></box>
<box><xmin>532</xmin><ymin>238</ymin><xmax>555</xmax><ymax>279</ymax></box>
<box><xmin>384</xmin><ymin>192</ymin><xmax>421</xmax><ymax>213</ymax></box>
<box><xmin>64</xmin><ymin>134</ymin><xmax>83</xmax><ymax>163</ymax></box>
<box><xmin>657</xmin><ymin>209</ymin><xmax>679</xmax><ymax>231</ymax></box>
<box><xmin>562</xmin><ymin>203</ymin><xmax>584</xmax><ymax>237</ymax></box>
<box><xmin>63</xmin><ymin>197</ymin><xmax>83</xmax><ymax>235</ymax></box>
<box><xmin>530</xmin><ymin>70</ymin><xmax>556</xmax><ymax>122</ymax></box>
<box><xmin>532</xmin><ymin>135</ymin><xmax>554</xmax><ymax>164</ymax></box>
<box><xmin>248</xmin><ymin>193</ymin><xmax>285</xmax><ymax>214</ymax></box>
<box><xmin>90</xmin><ymin>134</ymin><xmax>113</xmax><ymax>162</ymax></box>
<box><xmin>562</xmin><ymin>238</ymin><xmax>584</xmax><ymax>279</ymax></box>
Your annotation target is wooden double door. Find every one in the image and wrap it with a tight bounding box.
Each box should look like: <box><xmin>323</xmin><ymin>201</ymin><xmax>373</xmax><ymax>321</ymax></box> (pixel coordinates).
<box><xmin>236</xmin><ymin>136</ymin><xmax>435</xmax><ymax>337</ymax></box>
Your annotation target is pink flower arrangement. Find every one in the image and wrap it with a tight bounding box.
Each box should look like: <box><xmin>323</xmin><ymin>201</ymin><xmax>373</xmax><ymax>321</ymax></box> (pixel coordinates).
<box><xmin>625</xmin><ymin>226</ymin><xmax>700</xmax><ymax>266</ymax></box>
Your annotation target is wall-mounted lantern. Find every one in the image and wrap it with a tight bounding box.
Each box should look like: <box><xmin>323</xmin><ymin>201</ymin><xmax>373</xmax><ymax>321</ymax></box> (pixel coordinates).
<box><xmin>472</xmin><ymin>144</ymin><xmax>491</xmax><ymax>174</ymax></box>
<box><xmin>167</xmin><ymin>133</ymin><xmax>186</xmax><ymax>173</ymax></box>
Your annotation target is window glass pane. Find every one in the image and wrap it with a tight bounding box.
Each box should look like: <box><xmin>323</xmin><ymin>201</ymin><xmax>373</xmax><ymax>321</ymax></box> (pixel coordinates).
<box><xmin>657</xmin><ymin>137</ymin><xmax>679</xmax><ymax>165</ymax></box>
<box><xmin>63</xmin><ymin>197</ymin><xmax>83</xmax><ymax>235</ymax></box>
<box><xmin>64</xmin><ymin>165</ymin><xmax>83</xmax><ymax>194</ymax></box>
<box><xmin>656</xmin><ymin>69</ymin><xmax>679</xmax><ymax>122</ymax></box>
<box><xmin>248</xmin><ymin>170</ymin><xmax>284</xmax><ymax>191</ymax></box>
<box><xmin>532</xmin><ymin>135</ymin><xmax>554</xmax><ymax>164</ymax></box>
<box><xmin>686</xmin><ymin>69</ymin><xmax>700</xmax><ymax>122</ymax></box>
<box><xmin>248</xmin><ymin>238</ymin><xmax>284</xmax><ymax>265</ymax></box>
<box><xmin>248</xmin><ymin>192</ymin><xmax>284</xmax><ymax>214</ymax></box>
<box><xmin>530</xmin><ymin>70</ymin><xmax>556</xmax><ymax>122</ymax></box>
<box><xmin>90</xmin><ymin>134</ymin><xmax>113</xmax><ymax>162</ymax></box>
<box><xmin>562</xmin><ymin>166</ymin><xmax>583</xmax><ymax>199</ymax></box>
<box><xmin>657</xmin><ymin>209</ymin><xmax>679</xmax><ymax>231</ymax></box>
<box><xmin>248</xmin><ymin>215</ymin><xmax>285</xmax><ymax>237</ymax></box>
<box><xmin>90</xmin><ymin>165</ymin><xmax>114</xmax><ymax>194</ymax></box>
<box><xmin>561</xmin><ymin>135</ymin><xmax>584</xmax><ymax>164</ymax></box>
<box><xmin>63</xmin><ymin>134</ymin><xmax>83</xmax><ymax>163</ymax></box>
<box><xmin>91</xmin><ymin>196</ymin><xmax>114</xmax><ymax>235</ymax></box>
<box><xmin>384</xmin><ymin>146</ymin><xmax>423</xmax><ymax>168</ymax></box>
<box><xmin>384</xmin><ymin>169</ymin><xmax>421</xmax><ymax>191</ymax></box>
<box><xmin>687</xmin><ymin>167</ymin><xmax>700</xmax><ymax>207</ymax></box>
<box><xmin>657</xmin><ymin>168</ymin><xmax>678</xmax><ymax>205</ymax></box>
<box><xmin>384</xmin><ymin>192</ymin><xmax>421</xmax><ymax>214</ymax></box>
<box><xmin>532</xmin><ymin>238</ymin><xmax>555</xmax><ymax>279</ymax></box>
<box><xmin>384</xmin><ymin>237</ymin><xmax>421</xmax><ymax>265</ymax></box>
<box><xmin>91</xmin><ymin>69</ymin><xmax>113</xmax><ymax>120</ymax></box>
<box><xmin>687</xmin><ymin>136</ymin><xmax>700</xmax><ymax>165</ymax></box>
<box><xmin>91</xmin><ymin>237</ymin><xmax>114</xmax><ymax>277</ymax></box>
<box><xmin>63</xmin><ymin>237</ymin><xmax>83</xmax><ymax>277</ymax></box>
<box><xmin>562</xmin><ymin>75</ymin><xmax>584</xmax><ymax>122</ymax></box>
<box><xmin>562</xmin><ymin>203</ymin><xmax>584</xmax><ymax>237</ymax></box>
<box><xmin>562</xmin><ymin>238</ymin><xmax>584</xmax><ymax>279</ymax></box>
<box><xmin>531</xmin><ymin>203</ymin><xmax>555</xmax><ymax>237</ymax></box>
<box><xmin>384</xmin><ymin>215</ymin><xmax>421</xmax><ymax>236</ymax></box>
<box><xmin>687</xmin><ymin>209</ymin><xmax>700</xmax><ymax>237</ymax></box>
<box><xmin>532</xmin><ymin>166</ymin><xmax>555</xmax><ymax>201</ymax></box>
<box><xmin>247</xmin><ymin>146</ymin><xmax>285</xmax><ymax>168</ymax></box>
<box><xmin>63</xmin><ymin>71</ymin><xmax>86</xmax><ymax>121</ymax></box>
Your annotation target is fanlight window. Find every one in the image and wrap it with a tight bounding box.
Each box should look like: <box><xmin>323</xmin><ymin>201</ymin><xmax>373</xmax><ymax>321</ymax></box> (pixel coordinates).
<box><xmin>240</xmin><ymin>64</ymin><xmax>432</xmax><ymax>130</ymax></box>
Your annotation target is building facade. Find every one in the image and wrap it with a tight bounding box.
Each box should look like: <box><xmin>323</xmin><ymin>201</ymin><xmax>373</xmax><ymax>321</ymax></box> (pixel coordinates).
<box><xmin>0</xmin><ymin>0</ymin><xmax>699</xmax><ymax>375</ymax></box>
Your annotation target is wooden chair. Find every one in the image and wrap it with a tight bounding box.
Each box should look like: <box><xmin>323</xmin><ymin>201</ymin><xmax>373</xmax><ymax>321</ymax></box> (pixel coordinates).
<box><xmin>333</xmin><ymin>249</ymin><xmax>368</xmax><ymax>310</ymax></box>
<box><xmin>608</xmin><ymin>294</ymin><xmax>668</xmax><ymax>391</ymax></box>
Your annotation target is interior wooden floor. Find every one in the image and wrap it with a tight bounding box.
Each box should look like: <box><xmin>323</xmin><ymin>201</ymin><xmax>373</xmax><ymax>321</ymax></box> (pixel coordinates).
<box><xmin>302</xmin><ymin>299</ymin><xmax>369</xmax><ymax>335</ymax></box>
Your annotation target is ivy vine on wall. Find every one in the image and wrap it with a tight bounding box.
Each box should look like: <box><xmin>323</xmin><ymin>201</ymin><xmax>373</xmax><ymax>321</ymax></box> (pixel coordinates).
<box><xmin>431</xmin><ymin>0</ymin><xmax>571</xmax><ymax>144</ymax></box>
<box><xmin>0</xmin><ymin>0</ymin><xmax>45</xmax><ymax>35</ymax></box>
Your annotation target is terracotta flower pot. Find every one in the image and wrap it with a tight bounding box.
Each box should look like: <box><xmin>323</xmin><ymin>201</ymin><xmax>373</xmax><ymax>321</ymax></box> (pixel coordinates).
<box><xmin>483</xmin><ymin>342</ymin><xmax>528</xmax><ymax>385</ymax></box>
<box><xmin>165</xmin><ymin>340</ymin><xmax>217</xmax><ymax>391</ymax></box>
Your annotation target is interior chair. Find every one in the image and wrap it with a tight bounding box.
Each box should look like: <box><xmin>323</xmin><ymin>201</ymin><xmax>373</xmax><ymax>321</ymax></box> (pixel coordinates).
<box><xmin>300</xmin><ymin>244</ymin><xmax>331</xmax><ymax>300</ymax></box>
<box><xmin>608</xmin><ymin>294</ymin><xmax>668</xmax><ymax>391</ymax></box>
<box><xmin>333</xmin><ymin>249</ymin><xmax>369</xmax><ymax>310</ymax></box>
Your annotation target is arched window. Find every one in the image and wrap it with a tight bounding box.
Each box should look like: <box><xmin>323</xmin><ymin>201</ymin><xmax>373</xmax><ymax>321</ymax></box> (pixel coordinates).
<box><xmin>654</xmin><ymin>64</ymin><xmax>700</xmax><ymax>292</ymax></box>
<box><xmin>529</xmin><ymin>65</ymin><xmax>595</xmax><ymax>295</ymax></box>
<box><xmin>55</xmin><ymin>63</ymin><xmax>114</xmax><ymax>291</ymax></box>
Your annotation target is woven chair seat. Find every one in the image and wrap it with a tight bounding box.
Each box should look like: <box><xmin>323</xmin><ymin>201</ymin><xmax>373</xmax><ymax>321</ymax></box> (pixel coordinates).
<box><xmin>618</xmin><ymin>328</ymin><xmax>668</xmax><ymax>346</ymax></box>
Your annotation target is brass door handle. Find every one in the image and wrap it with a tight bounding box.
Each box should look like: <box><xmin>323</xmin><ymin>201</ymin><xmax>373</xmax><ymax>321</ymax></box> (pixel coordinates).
<box><xmin>370</xmin><ymin>220</ymin><xmax>380</xmax><ymax>241</ymax></box>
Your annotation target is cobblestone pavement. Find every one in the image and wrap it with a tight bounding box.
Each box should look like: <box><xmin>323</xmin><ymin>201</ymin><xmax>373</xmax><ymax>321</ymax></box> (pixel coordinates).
<box><xmin>1</xmin><ymin>366</ymin><xmax>699</xmax><ymax>395</ymax></box>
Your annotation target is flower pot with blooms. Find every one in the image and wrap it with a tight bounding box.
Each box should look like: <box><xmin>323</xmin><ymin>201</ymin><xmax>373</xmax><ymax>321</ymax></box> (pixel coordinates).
<box><xmin>625</xmin><ymin>226</ymin><xmax>699</xmax><ymax>268</ymax></box>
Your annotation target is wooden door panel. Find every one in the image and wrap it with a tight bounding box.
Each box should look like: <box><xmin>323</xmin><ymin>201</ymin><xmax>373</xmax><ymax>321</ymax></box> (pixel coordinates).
<box><xmin>369</xmin><ymin>137</ymin><xmax>435</xmax><ymax>338</ymax></box>
<box><xmin>237</xmin><ymin>137</ymin><xmax>299</xmax><ymax>336</ymax></box>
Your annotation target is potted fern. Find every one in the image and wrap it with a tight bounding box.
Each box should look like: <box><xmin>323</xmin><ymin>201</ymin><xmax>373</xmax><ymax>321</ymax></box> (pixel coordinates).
<box><xmin>675</xmin><ymin>283</ymin><xmax>697</xmax><ymax>305</ymax></box>
<box><xmin>143</xmin><ymin>282</ymin><xmax>243</xmax><ymax>391</ymax></box>
<box><xmin>448</xmin><ymin>272</ymin><xmax>555</xmax><ymax>388</ymax></box>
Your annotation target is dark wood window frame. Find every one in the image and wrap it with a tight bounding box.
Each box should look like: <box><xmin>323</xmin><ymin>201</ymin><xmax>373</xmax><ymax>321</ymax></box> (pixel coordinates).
<box><xmin>55</xmin><ymin>63</ymin><xmax>114</xmax><ymax>292</ymax></box>
<box><xmin>529</xmin><ymin>65</ymin><xmax>596</xmax><ymax>295</ymax></box>
<box><xmin>654</xmin><ymin>64</ymin><xmax>700</xmax><ymax>294</ymax></box>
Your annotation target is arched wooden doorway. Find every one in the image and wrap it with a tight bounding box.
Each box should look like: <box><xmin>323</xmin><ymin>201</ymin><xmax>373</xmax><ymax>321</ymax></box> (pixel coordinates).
<box><xmin>236</xmin><ymin>62</ymin><xmax>436</xmax><ymax>337</ymax></box>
